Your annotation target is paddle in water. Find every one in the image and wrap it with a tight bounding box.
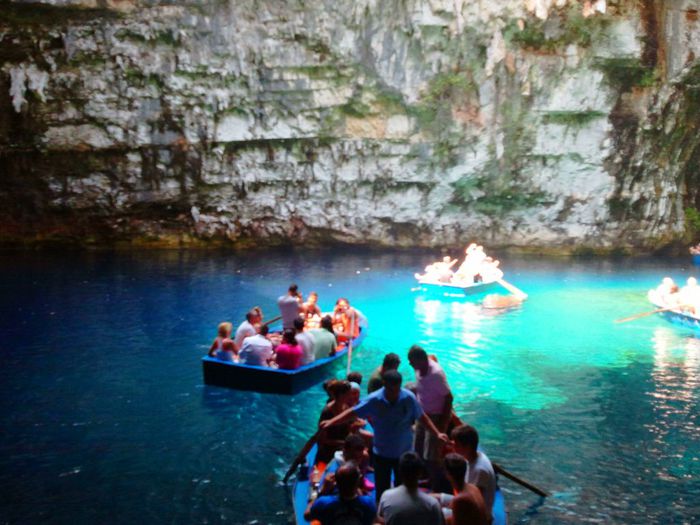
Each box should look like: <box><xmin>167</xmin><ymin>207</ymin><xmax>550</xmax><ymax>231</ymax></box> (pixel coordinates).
<box><xmin>615</xmin><ymin>305</ymin><xmax>689</xmax><ymax>324</ymax></box>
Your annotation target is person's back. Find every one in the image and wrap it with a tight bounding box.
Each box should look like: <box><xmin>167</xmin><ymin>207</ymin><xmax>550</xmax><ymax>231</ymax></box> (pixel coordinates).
<box><xmin>275</xmin><ymin>328</ymin><xmax>303</xmax><ymax>370</ymax></box>
<box><xmin>238</xmin><ymin>326</ymin><xmax>273</xmax><ymax>366</ymax></box>
<box><xmin>380</xmin><ymin>485</ymin><xmax>444</xmax><ymax>525</ymax></box>
<box><xmin>278</xmin><ymin>284</ymin><xmax>302</xmax><ymax>330</ymax></box>
<box><xmin>307</xmin><ymin>462</ymin><xmax>376</xmax><ymax>525</ymax></box>
<box><xmin>310</xmin><ymin>315</ymin><xmax>337</xmax><ymax>360</ymax></box>
<box><xmin>294</xmin><ymin>317</ymin><xmax>315</xmax><ymax>365</ymax></box>
<box><xmin>378</xmin><ymin>452</ymin><xmax>444</xmax><ymax>525</ymax></box>
<box><xmin>452</xmin><ymin>485</ymin><xmax>489</xmax><ymax>525</ymax></box>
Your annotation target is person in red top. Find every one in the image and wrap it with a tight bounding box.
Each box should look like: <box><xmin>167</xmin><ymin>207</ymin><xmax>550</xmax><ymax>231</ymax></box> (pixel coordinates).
<box><xmin>275</xmin><ymin>328</ymin><xmax>303</xmax><ymax>370</ymax></box>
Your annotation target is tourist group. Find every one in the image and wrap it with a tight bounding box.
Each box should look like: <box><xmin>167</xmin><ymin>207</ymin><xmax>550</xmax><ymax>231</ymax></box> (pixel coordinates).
<box><xmin>303</xmin><ymin>347</ymin><xmax>498</xmax><ymax>525</ymax></box>
<box><xmin>208</xmin><ymin>284</ymin><xmax>360</xmax><ymax>370</ymax></box>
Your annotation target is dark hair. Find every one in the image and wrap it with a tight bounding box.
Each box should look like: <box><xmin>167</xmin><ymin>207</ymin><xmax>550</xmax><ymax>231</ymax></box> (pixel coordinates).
<box><xmin>408</xmin><ymin>344</ymin><xmax>428</xmax><ymax>362</ymax></box>
<box><xmin>320</xmin><ymin>315</ymin><xmax>334</xmax><ymax>332</ymax></box>
<box><xmin>335</xmin><ymin>297</ymin><xmax>349</xmax><ymax>305</ymax></box>
<box><xmin>346</xmin><ymin>371</ymin><xmax>362</xmax><ymax>385</ymax></box>
<box><xmin>382</xmin><ymin>369</ymin><xmax>402</xmax><ymax>388</ymax></box>
<box><xmin>246</xmin><ymin>309</ymin><xmax>258</xmax><ymax>322</ymax></box>
<box><xmin>259</xmin><ymin>325</ymin><xmax>269</xmax><ymax>336</ymax></box>
<box><xmin>451</xmin><ymin>424</ymin><xmax>479</xmax><ymax>451</ymax></box>
<box><xmin>382</xmin><ymin>353</ymin><xmax>400</xmax><ymax>371</ymax></box>
<box><xmin>444</xmin><ymin>453</ymin><xmax>467</xmax><ymax>484</ymax></box>
<box><xmin>289</xmin><ymin>283</ymin><xmax>298</xmax><ymax>294</ymax></box>
<box><xmin>335</xmin><ymin>462</ymin><xmax>361</xmax><ymax>497</ymax></box>
<box><xmin>343</xmin><ymin>433</ymin><xmax>366</xmax><ymax>451</ymax></box>
<box><xmin>326</xmin><ymin>379</ymin><xmax>351</xmax><ymax>400</ymax></box>
<box><xmin>398</xmin><ymin>451</ymin><xmax>424</xmax><ymax>483</ymax></box>
<box><xmin>282</xmin><ymin>328</ymin><xmax>296</xmax><ymax>345</ymax></box>
<box><xmin>293</xmin><ymin>317</ymin><xmax>305</xmax><ymax>331</ymax></box>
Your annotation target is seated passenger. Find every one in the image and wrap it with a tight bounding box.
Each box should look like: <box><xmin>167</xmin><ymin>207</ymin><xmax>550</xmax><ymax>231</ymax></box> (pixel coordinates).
<box><xmin>305</xmin><ymin>462</ymin><xmax>376</xmax><ymax>525</ymax></box>
<box><xmin>208</xmin><ymin>322</ymin><xmax>233</xmax><ymax>357</ymax></box>
<box><xmin>303</xmin><ymin>291</ymin><xmax>322</xmax><ymax>325</ymax></box>
<box><xmin>434</xmin><ymin>453</ymin><xmax>489</xmax><ymax>525</ymax></box>
<box><xmin>238</xmin><ymin>325</ymin><xmax>274</xmax><ymax>366</ymax></box>
<box><xmin>275</xmin><ymin>328</ymin><xmax>303</xmax><ymax>370</ymax></box>
<box><xmin>294</xmin><ymin>316</ymin><xmax>316</xmax><ymax>366</ymax></box>
<box><xmin>215</xmin><ymin>338</ymin><xmax>237</xmax><ymax>362</ymax></box>
<box><xmin>234</xmin><ymin>310</ymin><xmax>260</xmax><ymax>349</ymax></box>
<box><xmin>320</xmin><ymin>434</ymin><xmax>373</xmax><ymax>495</ymax></box>
<box><xmin>451</xmin><ymin>425</ymin><xmax>496</xmax><ymax>519</ymax></box>
<box><xmin>316</xmin><ymin>380</ymin><xmax>355</xmax><ymax>465</ymax></box>
<box><xmin>333</xmin><ymin>298</ymin><xmax>360</xmax><ymax>343</ymax></box>
<box><xmin>310</xmin><ymin>315</ymin><xmax>338</xmax><ymax>360</ymax></box>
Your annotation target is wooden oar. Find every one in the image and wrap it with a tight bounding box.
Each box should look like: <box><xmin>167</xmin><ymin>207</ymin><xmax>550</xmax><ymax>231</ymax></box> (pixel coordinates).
<box><xmin>496</xmin><ymin>278</ymin><xmax>528</xmax><ymax>299</ymax></box>
<box><xmin>346</xmin><ymin>314</ymin><xmax>355</xmax><ymax>376</ymax></box>
<box><xmin>493</xmin><ymin>462</ymin><xmax>549</xmax><ymax>497</ymax></box>
<box><xmin>283</xmin><ymin>429</ymin><xmax>321</xmax><ymax>484</ymax></box>
<box><xmin>262</xmin><ymin>314</ymin><xmax>283</xmax><ymax>327</ymax></box>
<box><xmin>615</xmin><ymin>306</ymin><xmax>683</xmax><ymax>324</ymax></box>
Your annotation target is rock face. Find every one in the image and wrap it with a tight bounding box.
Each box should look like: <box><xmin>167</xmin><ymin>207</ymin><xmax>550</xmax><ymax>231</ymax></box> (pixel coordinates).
<box><xmin>1</xmin><ymin>0</ymin><xmax>699</xmax><ymax>252</ymax></box>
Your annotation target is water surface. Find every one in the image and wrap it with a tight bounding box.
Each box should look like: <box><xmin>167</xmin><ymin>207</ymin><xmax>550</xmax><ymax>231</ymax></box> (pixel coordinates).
<box><xmin>1</xmin><ymin>250</ymin><xmax>699</xmax><ymax>524</ymax></box>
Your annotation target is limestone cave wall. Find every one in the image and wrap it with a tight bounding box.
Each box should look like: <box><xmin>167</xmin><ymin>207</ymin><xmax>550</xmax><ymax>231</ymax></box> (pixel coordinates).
<box><xmin>1</xmin><ymin>0</ymin><xmax>700</xmax><ymax>252</ymax></box>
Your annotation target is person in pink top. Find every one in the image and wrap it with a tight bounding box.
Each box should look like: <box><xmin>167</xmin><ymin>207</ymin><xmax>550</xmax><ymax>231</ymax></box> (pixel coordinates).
<box><xmin>408</xmin><ymin>344</ymin><xmax>453</xmax><ymax>490</ymax></box>
<box><xmin>275</xmin><ymin>328</ymin><xmax>303</xmax><ymax>370</ymax></box>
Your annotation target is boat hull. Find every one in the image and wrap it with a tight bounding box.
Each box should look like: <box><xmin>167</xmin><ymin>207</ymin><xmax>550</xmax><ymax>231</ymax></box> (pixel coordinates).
<box><xmin>417</xmin><ymin>279</ymin><xmax>500</xmax><ymax>297</ymax></box>
<box><xmin>202</xmin><ymin>312</ymin><xmax>367</xmax><ymax>394</ymax></box>
<box><xmin>693</xmin><ymin>254</ymin><xmax>700</xmax><ymax>266</ymax></box>
<box><xmin>658</xmin><ymin>309</ymin><xmax>700</xmax><ymax>333</ymax></box>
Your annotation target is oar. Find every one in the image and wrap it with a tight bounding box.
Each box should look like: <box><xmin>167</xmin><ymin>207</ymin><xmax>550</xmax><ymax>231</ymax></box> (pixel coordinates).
<box><xmin>262</xmin><ymin>314</ymin><xmax>283</xmax><ymax>327</ymax></box>
<box><xmin>492</xmin><ymin>462</ymin><xmax>549</xmax><ymax>498</ymax></box>
<box><xmin>283</xmin><ymin>429</ymin><xmax>321</xmax><ymax>484</ymax></box>
<box><xmin>615</xmin><ymin>306</ymin><xmax>684</xmax><ymax>324</ymax></box>
<box><xmin>346</xmin><ymin>314</ymin><xmax>355</xmax><ymax>376</ymax></box>
<box><xmin>496</xmin><ymin>278</ymin><xmax>528</xmax><ymax>299</ymax></box>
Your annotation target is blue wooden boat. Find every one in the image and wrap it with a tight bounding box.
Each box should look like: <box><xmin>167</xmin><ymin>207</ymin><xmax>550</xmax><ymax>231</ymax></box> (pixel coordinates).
<box><xmin>202</xmin><ymin>312</ymin><xmax>368</xmax><ymax>394</ymax></box>
<box><xmin>292</xmin><ymin>443</ymin><xmax>507</xmax><ymax>524</ymax></box>
<box><xmin>693</xmin><ymin>253</ymin><xmax>700</xmax><ymax>266</ymax></box>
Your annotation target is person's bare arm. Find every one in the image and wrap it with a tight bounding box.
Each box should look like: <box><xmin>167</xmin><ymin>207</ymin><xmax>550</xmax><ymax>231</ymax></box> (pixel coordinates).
<box><xmin>419</xmin><ymin>413</ymin><xmax>449</xmax><ymax>444</ymax></box>
<box><xmin>320</xmin><ymin>406</ymin><xmax>358</xmax><ymax>430</ymax></box>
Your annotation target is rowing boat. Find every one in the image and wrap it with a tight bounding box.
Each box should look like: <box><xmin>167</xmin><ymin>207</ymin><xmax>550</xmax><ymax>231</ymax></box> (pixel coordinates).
<box><xmin>202</xmin><ymin>311</ymin><xmax>368</xmax><ymax>394</ymax></box>
<box><xmin>648</xmin><ymin>290</ymin><xmax>700</xmax><ymax>334</ymax></box>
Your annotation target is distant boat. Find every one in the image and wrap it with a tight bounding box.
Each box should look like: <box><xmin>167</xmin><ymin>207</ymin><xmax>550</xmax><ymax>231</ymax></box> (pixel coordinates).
<box><xmin>291</xmin><ymin>441</ymin><xmax>507</xmax><ymax>525</ymax></box>
<box><xmin>202</xmin><ymin>311</ymin><xmax>368</xmax><ymax>395</ymax></box>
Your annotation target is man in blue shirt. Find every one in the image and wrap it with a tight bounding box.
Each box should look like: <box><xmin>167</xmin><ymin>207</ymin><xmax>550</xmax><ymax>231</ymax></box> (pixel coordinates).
<box><xmin>320</xmin><ymin>370</ymin><xmax>449</xmax><ymax>503</ymax></box>
<box><xmin>305</xmin><ymin>462</ymin><xmax>376</xmax><ymax>525</ymax></box>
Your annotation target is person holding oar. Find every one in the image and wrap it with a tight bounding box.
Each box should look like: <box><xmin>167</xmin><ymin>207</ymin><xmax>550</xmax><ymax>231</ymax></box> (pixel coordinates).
<box><xmin>320</xmin><ymin>370</ymin><xmax>449</xmax><ymax>505</ymax></box>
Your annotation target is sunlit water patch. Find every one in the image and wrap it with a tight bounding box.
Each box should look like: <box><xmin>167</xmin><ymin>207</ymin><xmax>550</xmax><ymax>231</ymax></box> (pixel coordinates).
<box><xmin>1</xmin><ymin>250</ymin><xmax>699</xmax><ymax>524</ymax></box>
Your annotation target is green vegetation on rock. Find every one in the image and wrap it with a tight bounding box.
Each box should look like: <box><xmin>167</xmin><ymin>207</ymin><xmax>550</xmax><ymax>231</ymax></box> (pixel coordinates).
<box><xmin>505</xmin><ymin>6</ymin><xmax>611</xmax><ymax>52</ymax></box>
<box><xmin>595</xmin><ymin>58</ymin><xmax>657</xmax><ymax>91</ymax></box>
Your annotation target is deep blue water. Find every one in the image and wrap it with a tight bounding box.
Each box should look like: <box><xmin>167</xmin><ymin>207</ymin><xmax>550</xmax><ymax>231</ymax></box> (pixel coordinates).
<box><xmin>1</xmin><ymin>250</ymin><xmax>699</xmax><ymax>524</ymax></box>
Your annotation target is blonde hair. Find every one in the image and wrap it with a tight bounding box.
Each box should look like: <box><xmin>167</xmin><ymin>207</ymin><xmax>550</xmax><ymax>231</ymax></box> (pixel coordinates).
<box><xmin>218</xmin><ymin>322</ymin><xmax>233</xmax><ymax>338</ymax></box>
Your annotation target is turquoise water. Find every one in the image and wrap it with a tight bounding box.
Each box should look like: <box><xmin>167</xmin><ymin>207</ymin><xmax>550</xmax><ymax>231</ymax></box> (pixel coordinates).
<box><xmin>1</xmin><ymin>250</ymin><xmax>699</xmax><ymax>524</ymax></box>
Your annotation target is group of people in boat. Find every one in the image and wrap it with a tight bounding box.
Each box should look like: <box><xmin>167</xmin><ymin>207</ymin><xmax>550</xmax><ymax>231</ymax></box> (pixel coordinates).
<box><xmin>650</xmin><ymin>276</ymin><xmax>700</xmax><ymax>317</ymax></box>
<box><xmin>207</xmin><ymin>284</ymin><xmax>361</xmax><ymax>370</ymax></box>
<box><xmin>415</xmin><ymin>244</ymin><xmax>504</xmax><ymax>286</ymax></box>
<box><xmin>304</xmin><ymin>346</ymin><xmax>496</xmax><ymax>525</ymax></box>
